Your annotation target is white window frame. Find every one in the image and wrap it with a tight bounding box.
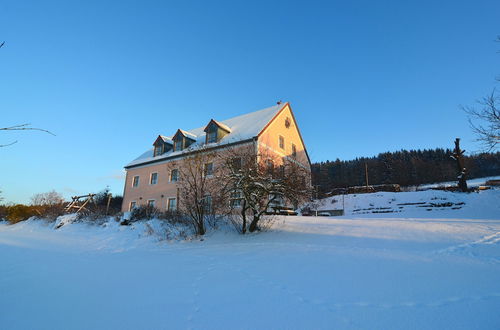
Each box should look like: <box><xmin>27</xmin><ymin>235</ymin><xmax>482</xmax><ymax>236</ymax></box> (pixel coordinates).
<box><xmin>170</xmin><ymin>169</ymin><xmax>179</xmax><ymax>182</ymax></box>
<box><xmin>147</xmin><ymin>199</ymin><xmax>156</xmax><ymax>208</ymax></box>
<box><xmin>132</xmin><ymin>175</ymin><xmax>140</xmax><ymax>187</ymax></box>
<box><xmin>167</xmin><ymin>197</ymin><xmax>177</xmax><ymax>212</ymax></box>
<box><xmin>129</xmin><ymin>201</ymin><xmax>137</xmax><ymax>211</ymax></box>
<box><xmin>150</xmin><ymin>172</ymin><xmax>158</xmax><ymax>185</ymax></box>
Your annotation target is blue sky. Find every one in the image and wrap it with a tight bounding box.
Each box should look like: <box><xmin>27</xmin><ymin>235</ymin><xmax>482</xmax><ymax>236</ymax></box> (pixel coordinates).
<box><xmin>1</xmin><ymin>0</ymin><xmax>499</xmax><ymax>203</ymax></box>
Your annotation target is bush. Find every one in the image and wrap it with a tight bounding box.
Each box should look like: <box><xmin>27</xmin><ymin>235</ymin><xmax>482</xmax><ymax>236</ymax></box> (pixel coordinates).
<box><xmin>128</xmin><ymin>205</ymin><xmax>161</xmax><ymax>222</ymax></box>
<box><xmin>34</xmin><ymin>203</ymin><xmax>66</xmax><ymax>221</ymax></box>
<box><xmin>7</xmin><ymin>204</ymin><xmax>38</xmax><ymax>224</ymax></box>
<box><xmin>0</xmin><ymin>205</ymin><xmax>8</xmax><ymax>221</ymax></box>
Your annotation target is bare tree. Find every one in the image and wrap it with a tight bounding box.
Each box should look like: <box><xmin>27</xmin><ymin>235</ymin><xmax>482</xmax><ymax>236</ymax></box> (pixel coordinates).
<box><xmin>463</xmin><ymin>36</ymin><xmax>500</xmax><ymax>151</ymax></box>
<box><xmin>30</xmin><ymin>190</ymin><xmax>65</xmax><ymax>206</ymax></box>
<box><xmin>169</xmin><ymin>148</ymin><xmax>225</xmax><ymax>235</ymax></box>
<box><xmin>218</xmin><ymin>146</ymin><xmax>311</xmax><ymax>233</ymax></box>
<box><xmin>30</xmin><ymin>190</ymin><xmax>66</xmax><ymax>219</ymax></box>
<box><xmin>463</xmin><ymin>90</ymin><xmax>500</xmax><ymax>151</ymax></box>
<box><xmin>1</xmin><ymin>43</ymin><xmax>55</xmax><ymax>147</ymax></box>
<box><xmin>451</xmin><ymin>138</ymin><xmax>468</xmax><ymax>192</ymax></box>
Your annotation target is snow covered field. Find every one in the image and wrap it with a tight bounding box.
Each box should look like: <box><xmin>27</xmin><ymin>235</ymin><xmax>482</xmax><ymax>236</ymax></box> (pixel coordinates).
<box><xmin>1</xmin><ymin>191</ymin><xmax>500</xmax><ymax>329</ymax></box>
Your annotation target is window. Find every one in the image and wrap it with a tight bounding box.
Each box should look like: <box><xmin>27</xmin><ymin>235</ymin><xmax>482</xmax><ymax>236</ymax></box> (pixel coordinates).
<box><xmin>150</xmin><ymin>172</ymin><xmax>158</xmax><ymax>185</ymax></box>
<box><xmin>147</xmin><ymin>200</ymin><xmax>156</xmax><ymax>208</ymax></box>
<box><xmin>279</xmin><ymin>135</ymin><xmax>285</xmax><ymax>149</ymax></box>
<box><xmin>231</xmin><ymin>157</ymin><xmax>242</xmax><ymax>171</ymax></box>
<box><xmin>167</xmin><ymin>198</ymin><xmax>177</xmax><ymax>212</ymax></box>
<box><xmin>129</xmin><ymin>201</ymin><xmax>137</xmax><ymax>211</ymax></box>
<box><xmin>203</xmin><ymin>195</ymin><xmax>212</xmax><ymax>213</ymax></box>
<box><xmin>170</xmin><ymin>169</ymin><xmax>179</xmax><ymax>182</ymax></box>
<box><xmin>266</xmin><ymin>159</ymin><xmax>274</xmax><ymax>175</ymax></box>
<box><xmin>292</xmin><ymin>143</ymin><xmax>297</xmax><ymax>158</ymax></box>
<box><xmin>269</xmin><ymin>193</ymin><xmax>284</xmax><ymax>207</ymax></box>
<box><xmin>132</xmin><ymin>175</ymin><xmax>140</xmax><ymax>187</ymax></box>
<box><xmin>154</xmin><ymin>144</ymin><xmax>164</xmax><ymax>157</ymax></box>
<box><xmin>207</xmin><ymin>130</ymin><xmax>217</xmax><ymax>143</ymax></box>
<box><xmin>230</xmin><ymin>190</ymin><xmax>243</xmax><ymax>208</ymax></box>
<box><xmin>204</xmin><ymin>162</ymin><xmax>214</xmax><ymax>176</ymax></box>
<box><xmin>173</xmin><ymin>140</ymin><xmax>182</xmax><ymax>152</ymax></box>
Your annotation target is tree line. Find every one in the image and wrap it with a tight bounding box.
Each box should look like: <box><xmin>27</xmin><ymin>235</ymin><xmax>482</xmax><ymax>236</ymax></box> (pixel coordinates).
<box><xmin>312</xmin><ymin>149</ymin><xmax>500</xmax><ymax>197</ymax></box>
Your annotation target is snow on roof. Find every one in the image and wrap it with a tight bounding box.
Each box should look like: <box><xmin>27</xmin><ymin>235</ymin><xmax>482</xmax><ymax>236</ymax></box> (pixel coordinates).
<box><xmin>208</xmin><ymin>119</ymin><xmax>232</xmax><ymax>133</ymax></box>
<box><xmin>126</xmin><ymin>102</ymin><xmax>286</xmax><ymax>168</ymax></box>
<box><xmin>175</xmin><ymin>129</ymin><xmax>197</xmax><ymax>140</ymax></box>
<box><xmin>159</xmin><ymin>135</ymin><xmax>173</xmax><ymax>144</ymax></box>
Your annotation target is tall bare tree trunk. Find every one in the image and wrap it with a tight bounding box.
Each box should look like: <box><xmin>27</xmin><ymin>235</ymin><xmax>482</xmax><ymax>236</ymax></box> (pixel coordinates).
<box><xmin>249</xmin><ymin>215</ymin><xmax>259</xmax><ymax>233</ymax></box>
<box><xmin>241</xmin><ymin>200</ymin><xmax>247</xmax><ymax>234</ymax></box>
<box><xmin>453</xmin><ymin>138</ymin><xmax>468</xmax><ymax>192</ymax></box>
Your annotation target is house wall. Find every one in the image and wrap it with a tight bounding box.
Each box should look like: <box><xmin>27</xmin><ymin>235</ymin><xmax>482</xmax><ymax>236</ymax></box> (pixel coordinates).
<box><xmin>121</xmin><ymin>142</ymin><xmax>255</xmax><ymax>212</ymax></box>
<box><xmin>257</xmin><ymin>104</ymin><xmax>311</xmax><ymax>170</ymax></box>
<box><xmin>122</xmin><ymin>161</ymin><xmax>179</xmax><ymax>212</ymax></box>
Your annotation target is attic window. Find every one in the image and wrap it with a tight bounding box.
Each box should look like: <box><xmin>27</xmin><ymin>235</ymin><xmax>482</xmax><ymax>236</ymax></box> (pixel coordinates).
<box><xmin>173</xmin><ymin>140</ymin><xmax>182</xmax><ymax>152</ymax></box>
<box><xmin>204</xmin><ymin>119</ymin><xmax>230</xmax><ymax>144</ymax></box>
<box><xmin>207</xmin><ymin>130</ymin><xmax>217</xmax><ymax>143</ymax></box>
<box><xmin>154</xmin><ymin>145</ymin><xmax>164</xmax><ymax>157</ymax></box>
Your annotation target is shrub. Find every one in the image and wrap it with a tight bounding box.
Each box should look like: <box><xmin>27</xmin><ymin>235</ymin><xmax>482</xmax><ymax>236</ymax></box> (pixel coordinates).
<box><xmin>0</xmin><ymin>205</ymin><xmax>8</xmax><ymax>221</ymax></box>
<box><xmin>7</xmin><ymin>204</ymin><xmax>37</xmax><ymax>224</ymax></box>
<box><xmin>35</xmin><ymin>203</ymin><xmax>66</xmax><ymax>221</ymax></box>
<box><xmin>129</xmin><ymin>205</ymin><xmax>161</xmax><ymax>222</ymax></box>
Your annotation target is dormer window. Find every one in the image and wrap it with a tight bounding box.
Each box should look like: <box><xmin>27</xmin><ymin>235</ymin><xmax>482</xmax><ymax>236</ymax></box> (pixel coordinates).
<box><xmin>207</xmin><ymin>130</ymin><xmax>217</xmax><ymax>143</ymax></box>
<box><xmin>154</xmin><ymin>144</ymin><xmax>164</xmax><ymax>156</ymax></box>
<box><xmin>172</xmin><ymin>129</ymin><xmax>196</xmax><ymax>152</ymax></box>
<box><xmin>153</xmin><ymin>135</ymin><xmax>172</xmax><ymax>157</ymax></box>
<box><xmin>204</xmin><ymin>119</ymin><xmax>231</xmax><ymax>144</ymax></box>
<box><xmin>173</xmin><ymin>140</ymin><xmax>182</xmax><ymax>152</ymax></box>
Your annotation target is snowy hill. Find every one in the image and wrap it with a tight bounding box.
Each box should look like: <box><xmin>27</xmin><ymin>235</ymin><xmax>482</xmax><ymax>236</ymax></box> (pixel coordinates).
<box><xmin>1</xmin><ymin>189</ymin><xmax>500</xmax><ymax>329</ymax></box>
<box><xmin>307</xmin><ymin>187</ymin><xmax>500</xmax><ymax>219</ymax></box>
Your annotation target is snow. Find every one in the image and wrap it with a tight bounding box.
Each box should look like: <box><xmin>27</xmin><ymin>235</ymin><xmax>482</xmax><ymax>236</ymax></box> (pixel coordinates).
<box><xmin>308</xmin><ymin>187</ymin><xmax>500</xmax><ymax>219</ymax></box>
<box><xmin>409</xmin><ymin>175</ymin><xmax>500</xmax><ymax>190</ymax></box>
<box><xmin>1</xmin><ymin>189</ymin><xmax>500</xmax><ymax>329</ymax></box>
<box><xmin>126</xmin><ymin>103</ymin><xmax>285</xmax><ymax>167</ymax></box>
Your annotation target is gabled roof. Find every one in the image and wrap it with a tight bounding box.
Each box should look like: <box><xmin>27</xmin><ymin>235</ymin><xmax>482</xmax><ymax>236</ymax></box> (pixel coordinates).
<box><xmin>126</xmin><ymin>102</ymin><xmax>288</xmax><ymax>168</ymax></box>
<box><xmin>154</xmin><ymin>135</ymin><xmax>173</xmax><ymax>145</ymax></box>
<box><xmin>173</xmin><ymin>129</ymin><xmax>197</xmax><ymax>141</ymax></box>
<box><xmin>204</xmin><ymin>119</ymin><xmax>232</xmax><ymax>133</ymax></box>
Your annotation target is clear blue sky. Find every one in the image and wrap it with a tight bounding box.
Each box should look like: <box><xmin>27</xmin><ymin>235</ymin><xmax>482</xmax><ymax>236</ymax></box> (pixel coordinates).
<box><xmin>1</xmin><ymin>0</ymin><xmax>499</xmax><ymax>204</ymax></box>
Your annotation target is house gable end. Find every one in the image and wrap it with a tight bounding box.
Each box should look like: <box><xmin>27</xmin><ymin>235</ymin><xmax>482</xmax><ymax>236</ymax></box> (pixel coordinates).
<box><xmin>257</xmin><ymin>103</ymin><xmax>311</xmax><ymax>167</ymax></box>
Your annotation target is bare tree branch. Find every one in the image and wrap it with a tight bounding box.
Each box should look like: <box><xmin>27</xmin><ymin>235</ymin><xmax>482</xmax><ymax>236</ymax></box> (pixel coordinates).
<box><xmin>1</xmin><ymin>123</ymin><xmax>55</xmax><ymax>148</ymax></box>
<box><xmin>462</xmin><ymin>89</ymin><xmax>500</xmax><ymax>151</ymax></box>
<box><xmin>0</xmin><ymin>123</ymin><xmax>56</xmax><ymax>135</ymax></box>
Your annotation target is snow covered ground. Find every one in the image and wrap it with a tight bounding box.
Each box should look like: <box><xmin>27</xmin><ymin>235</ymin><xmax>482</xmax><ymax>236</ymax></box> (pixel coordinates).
<box><xmin>1</xmin><ymin>190</ymin><xmax>500</xmax><ymax>329</ymax></box>
<box><xmin>309</xmin><ymin>186</ymin><xmax>500</xmax><ymax>219</ymax></box>
<box><xmin>416</xmin><ymin>176</ymin><xmax>500</xmax><ymax>190</ymax></box>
